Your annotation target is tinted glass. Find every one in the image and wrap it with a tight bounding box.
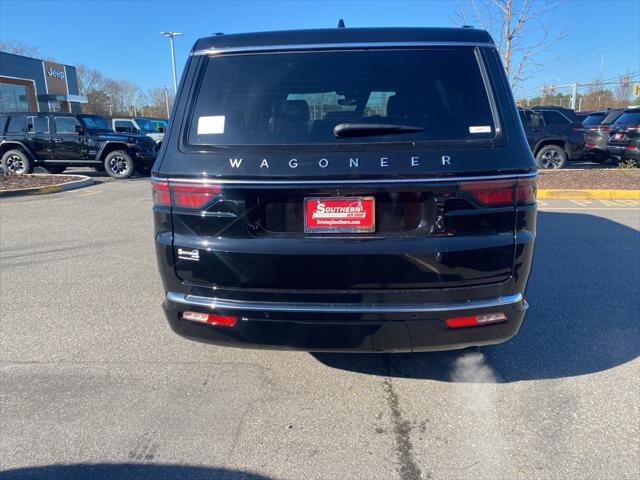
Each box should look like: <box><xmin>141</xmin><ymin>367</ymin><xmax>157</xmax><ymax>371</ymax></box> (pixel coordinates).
<box><xmin>519</xmin><ymin>110</ymin><xmax>542</xmax><ymax>128</ymax></box>
<box><xmin>602</xmin><ymin>110</ymin><xmax>623</xmax><ymax>124</ymax></box>
<box><xmin>188</xmin><ymin>49</ymin><xmax>496</xmax><ymax>145</ymax></box>
<box><xmin>132</xmin><ymin>118</ymin><xmax>159</xmax><ymax>132</ymax></box>
<box><xmin>80</xmin><ymin>115</ymin><xmax>112</xmax><ymax>131</ymax></box>
<box><xmin>114</xmin><ymin>120</ymin><xmax>136</xmax><ymax>132</ymax></box>
<box><xmin>28</xmin><ymin>116</ymin><xmax>49</xmax><ymax>133</ymax></box>
<box><xmin>539</xmin><ymin>110</ymin><xmax>570</xmax><ymax>125</ymax></box>
<box><xmin>582</xmin><ymin>113</ymin><xmax>606</xmax><ymax>126</ymax></box>
<box><xmin>55</xmin><ymin>117</ymin><xmax>80</xmax><ymax>134</ymax></box>
<box><xmin>6</xmin><ymin>116</ymin><xmax>26</xmax><ymax>133</ymax></box>
<box><xmin>613</xmin><ymin>112</ymin><xmax>640</xmax><ymax>126</ymax></box>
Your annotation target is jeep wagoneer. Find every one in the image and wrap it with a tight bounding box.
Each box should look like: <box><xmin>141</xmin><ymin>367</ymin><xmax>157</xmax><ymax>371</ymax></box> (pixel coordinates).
<box><xmin>152</xmin><ymin>27</ymin><xmax>537</xmax><ymax>351</ymax></box>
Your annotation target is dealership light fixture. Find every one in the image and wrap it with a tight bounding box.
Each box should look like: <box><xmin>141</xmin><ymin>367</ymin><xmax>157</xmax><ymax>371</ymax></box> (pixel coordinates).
<box><xmin>160</xmin><ymin>31</ymin><xmax>183</xmax><ymax>94</ymax></box>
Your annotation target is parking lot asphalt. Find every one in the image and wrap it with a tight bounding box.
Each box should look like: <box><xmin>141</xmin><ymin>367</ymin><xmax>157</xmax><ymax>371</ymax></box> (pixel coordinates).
<box><xmin>1</xmin><ymin>176</ymin><xmax>638</xmax><ymax>480</ymax></box>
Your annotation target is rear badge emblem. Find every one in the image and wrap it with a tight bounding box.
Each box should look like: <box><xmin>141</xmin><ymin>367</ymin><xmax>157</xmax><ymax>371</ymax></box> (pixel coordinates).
<box><xmin>177</xmin><ymin>248</ymin><xmax>200</xmax><ymax>261</ymax></box>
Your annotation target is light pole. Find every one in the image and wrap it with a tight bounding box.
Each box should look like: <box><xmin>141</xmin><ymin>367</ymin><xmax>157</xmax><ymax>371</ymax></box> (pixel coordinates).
<box><xmin>160</xmin><ymin>31</ymin><xmax>183</xmax><ymax>94</ymax></box>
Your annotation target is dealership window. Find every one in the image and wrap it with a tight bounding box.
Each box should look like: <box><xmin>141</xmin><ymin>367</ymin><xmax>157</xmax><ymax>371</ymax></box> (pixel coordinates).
<box><xmin>0</xmin><ymin>83</ymin><xmax>30</xmax><ymax>112</ymax></box>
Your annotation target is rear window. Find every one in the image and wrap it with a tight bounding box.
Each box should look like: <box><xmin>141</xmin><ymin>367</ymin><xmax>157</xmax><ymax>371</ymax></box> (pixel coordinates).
<box><xmin>602</xmin><ymin>110</ymin><xmax>623</xmax><ymax>124</ymax></box>
<box><xmin>613</xmin><ymin>111</ymin><xmax>640</xmax><ymax>126</ymax></box>
<box><xmin>582</xmin><ymin>113</ymin><xmax>606</xmax><ymax>126</ymax></box>
<box><xmin>188</xmin><ymin>49</ymin><xmax>497</xmax><ymax>146</ymax></box>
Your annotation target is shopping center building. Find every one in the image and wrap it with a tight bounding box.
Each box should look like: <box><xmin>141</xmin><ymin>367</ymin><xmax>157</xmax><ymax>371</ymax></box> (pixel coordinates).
<box><xmin>0</xmin><ymin>51</ymin><xmax>87</xmax><ymax>113</ymax></box>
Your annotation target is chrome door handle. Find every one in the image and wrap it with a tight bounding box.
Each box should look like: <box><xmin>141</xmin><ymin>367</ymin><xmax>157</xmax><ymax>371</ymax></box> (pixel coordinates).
<box><xmin>53</xmin><ymin>138</ymin><xmax>64</xmax><ymax>143</ymax></box>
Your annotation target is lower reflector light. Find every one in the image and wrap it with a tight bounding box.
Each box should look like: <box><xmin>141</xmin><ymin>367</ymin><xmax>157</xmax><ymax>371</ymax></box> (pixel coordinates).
<box><xmin>446</xmin><ymin>312</ymin><xmax>507</xmax><ymax>328</ymax></box>
<box><xmin>183</xmin><ymin>311</ymin><xmax>237</xmax><ymax>327</ymax></box>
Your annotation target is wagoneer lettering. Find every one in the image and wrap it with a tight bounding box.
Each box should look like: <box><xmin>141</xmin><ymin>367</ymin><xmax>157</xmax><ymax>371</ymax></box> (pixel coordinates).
<box><xmin>152</xmin><ymin>27</ymin><xmax>537</xmax><ymax>352</ymax></box>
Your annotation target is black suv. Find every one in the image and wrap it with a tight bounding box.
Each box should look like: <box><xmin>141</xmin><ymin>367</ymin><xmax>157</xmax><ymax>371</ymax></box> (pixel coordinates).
<box><xmin>0</xmin><ymin>113</ymin><xmax>157</xmax><ymax>178</ymax></box>
<box><xmin>518</xmin><ymin>106</ymin><xmax>585</xmax><ymax>168</ymax></box>
<box><xmin>607</xmin><ymin>109</ymin><xmax>640</xmax><ymax>164</ymax></box>
<box><xmin>583</xmin><ymin>109</ymin><xmax>625</xmax><ymax>161</ymax></box>
<box><xmin>152</xmin><ymin>27</ymin><xmax>537</xmax><ymax>352</ymax></box>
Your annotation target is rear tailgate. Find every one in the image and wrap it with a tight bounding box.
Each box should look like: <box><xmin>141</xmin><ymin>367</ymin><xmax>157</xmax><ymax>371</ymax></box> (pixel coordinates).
<box><xmin>159</xmin><ymin>169</ymin><xmax>535</xmax><ymax>290</ymax></box>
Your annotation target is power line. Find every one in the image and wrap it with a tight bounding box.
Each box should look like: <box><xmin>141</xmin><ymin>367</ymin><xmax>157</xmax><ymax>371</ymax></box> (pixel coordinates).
<box><xmin>543</xmin><ymin>26</ymin><xmax>640</xmax><ymax>71</ymax></box>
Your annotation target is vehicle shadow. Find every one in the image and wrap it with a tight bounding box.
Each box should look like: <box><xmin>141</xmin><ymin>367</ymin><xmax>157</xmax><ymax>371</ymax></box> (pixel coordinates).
<box><xmin>313</xmin><ymin>210</ymin><xmax>640</xmax><ymax>382</ymax></box>
<box><xmin>0</xmin><ymin>463</ymin><xmax>272</xmax><ymax>480</ymax></box>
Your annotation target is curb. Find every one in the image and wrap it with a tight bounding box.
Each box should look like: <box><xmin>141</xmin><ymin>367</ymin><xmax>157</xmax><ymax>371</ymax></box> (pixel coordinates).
<box><xmin>0</xmin><ymin>175</ymin><xmax>94</xmax><ymax>198</ymax></box>
<box><xmin>538</xmin><ymin>189</ymin><xmax>640</xmax><ymax>200</ymax></box>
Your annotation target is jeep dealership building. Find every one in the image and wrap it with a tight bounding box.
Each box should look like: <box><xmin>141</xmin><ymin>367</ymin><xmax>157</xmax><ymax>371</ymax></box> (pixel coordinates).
<box><xmin>0</xmin><ymin>51</ymin><xmax>87</xmax><ymax>113</ymax></box>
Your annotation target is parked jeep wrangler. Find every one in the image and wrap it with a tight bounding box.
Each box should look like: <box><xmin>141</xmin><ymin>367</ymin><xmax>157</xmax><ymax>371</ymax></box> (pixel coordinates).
<box><xmin>153</xmin><ymin>27</ymin><xmax>537</xmax><ymax>352</ymax></box>
<box><xmin>0</xmin><ymin>113</ymin><xmax>157</xmax><ymax>178</ymax></box>
<box><xmin>518</xmin><ymin>106</ymin><xmax>585</xmax><ymax>168</ymax></box>
<box><xmin>111</xmin><ymin>117</ymin><xmax>168</xmax><ymax>148</ymax></box>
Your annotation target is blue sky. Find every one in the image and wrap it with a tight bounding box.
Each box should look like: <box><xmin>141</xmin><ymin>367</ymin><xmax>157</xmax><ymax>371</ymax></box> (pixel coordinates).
<box><xmin>1</xmin><ymin>0</ymin><xmax>639</xmax><ymax>99</ymax></box>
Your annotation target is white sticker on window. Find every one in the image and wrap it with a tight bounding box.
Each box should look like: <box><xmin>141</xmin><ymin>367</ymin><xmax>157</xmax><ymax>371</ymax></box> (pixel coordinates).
<box><xmin>197</xmin><ymin>116</ymin><xmax>225</xmax><ymax>134</ymax></box>
<box><xmin>469</xmin><ymin>125</ymin><xmax>492</xmax><ymax>134</ymax></box>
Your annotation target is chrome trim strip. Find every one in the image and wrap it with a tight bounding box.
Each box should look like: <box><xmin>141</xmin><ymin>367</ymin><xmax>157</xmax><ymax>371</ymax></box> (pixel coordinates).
<box><xmin>193</xmin><ymin>41</ymin><xmax>493</xmax><ymax>56</ymax></box>
<box><xmin>152</xmin><ymin>172</ymin><xmax>536</xmax><ymax>186</ymax></box>
<box><xmin>167</xmin><ymin>291</ymin><xmax>523</xmax><ymax>313</ymax></box>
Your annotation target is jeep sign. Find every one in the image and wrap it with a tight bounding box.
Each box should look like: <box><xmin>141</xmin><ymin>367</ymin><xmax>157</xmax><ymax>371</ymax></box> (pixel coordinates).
<box><xmin>47</xmin><ymin>66</ymin><xmax>65</xmax><ymax>79</ymax></box>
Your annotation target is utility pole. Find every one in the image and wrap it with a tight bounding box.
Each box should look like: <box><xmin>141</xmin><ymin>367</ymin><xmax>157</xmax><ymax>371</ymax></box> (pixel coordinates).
<box><xmin>570</xmin><ymin>82</ymin><xmax>578</xmax><ymax>110</ymax></box>
<box><xmin>161</xmin><ymin>31</ymin><xmax>183</xmax><ymax>94</ymax></box>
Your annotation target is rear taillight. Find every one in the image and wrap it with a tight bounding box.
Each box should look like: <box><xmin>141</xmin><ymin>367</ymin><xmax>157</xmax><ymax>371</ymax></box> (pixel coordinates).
<box><xmin>152</xmin><ymin>179</ymin><xmax>170</xmax><ymax>207</ymax></box>
<box><xmin>171</xmin><ymin>183</ymin><xmax>222</xmax><ymax>209</ymax></box>
<box><xmin>460</xmin><ymin>179</ymin><xmax>515</xmax><ymax>207</ymax></box>
<box><xmin>596</xmin><ymin>125</ymin><xmax>611</xmax><ymax>131</ymax></box>
<box><xmin>460</xmin><ymin>177</ymin><xmax>536</xmax><ymax>208</ymax></box>
<box><xmin>515</xmin><ymin>177</ymin><xmax>537</xmax><ymax>205</ymax></box>
<box><xmin>152</xmin><ymin>179</ymin><xmax>222</xmax><ymax>209</ymax></box>
<box><xmin>625</xmin><ymin>145</ymin><xmax>638</xmax><ymax>150</ymax></box>
<box><xmin>585</xmin><ymin>143</ymin><xmax>597</xmax><ymax>148</ymax></box>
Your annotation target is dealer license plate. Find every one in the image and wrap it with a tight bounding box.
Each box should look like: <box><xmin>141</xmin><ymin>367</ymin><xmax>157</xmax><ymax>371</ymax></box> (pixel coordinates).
<box><xmin>304</xmin><ymin>197</ymin><xmax>375</xmax><ymax>233</ymax></box>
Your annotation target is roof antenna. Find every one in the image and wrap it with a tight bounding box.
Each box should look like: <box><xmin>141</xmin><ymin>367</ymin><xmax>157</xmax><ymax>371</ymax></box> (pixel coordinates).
<box><xmin>337</xmin><ymin>19</ymin><xmax>346</xmax><ymax>28</ymax></box>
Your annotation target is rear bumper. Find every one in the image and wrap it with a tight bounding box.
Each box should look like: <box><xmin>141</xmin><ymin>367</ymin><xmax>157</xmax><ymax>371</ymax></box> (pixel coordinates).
<box><xmin>583</xmin><ymin>147</ymin><xmax>607</xmax><ymax>159</ymax></box>
<box><xmin>163</xmin><ymin>291</ymin><xmax>528</xmax><ymax>352</ymax></box>
<box><xmin>608</xmin><ymin>145</ymin><xmax>640</xmax><ymax>161</ymax></box>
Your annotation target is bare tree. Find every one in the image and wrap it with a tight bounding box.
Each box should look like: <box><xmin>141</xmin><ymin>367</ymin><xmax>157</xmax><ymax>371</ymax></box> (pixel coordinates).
<box><xmin>75</xmin><ymin>64</ymin><xmax>104</xmax><ymax>96</ymax></box>
<box><xmin>145</xmin><ymin>87</ymin><xmax>173</xmax><ymax>118</ymax></box>
<box><xmin>0</xmin><ymin>40</ymin><xmax>57</xmax><ymax>61</ymax></box>
<box><xmin>454</xmin><ymin>0</ymin><xmax>566</xmax><ymax>91</ymax></box>
<box><xmin>0</xmin><ymin>40</ymin><xmax>42</xmax><ymax>57</ymax></box>
<box><xmin>614</xmin><ymin>75</ymin><xmax>632</xmax><ymax>108</ymax></box>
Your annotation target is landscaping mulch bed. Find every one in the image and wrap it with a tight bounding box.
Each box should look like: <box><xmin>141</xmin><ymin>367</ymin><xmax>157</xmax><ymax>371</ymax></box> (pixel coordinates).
<box><xmin>538</xmin><ymin>168</ymin><xmax>640</xmax><ymax>190</ymax></box>
<box><xmin>0</xmin><ymin>174</ymin><xmax>81</xmax><ymax>192</ymax></box>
